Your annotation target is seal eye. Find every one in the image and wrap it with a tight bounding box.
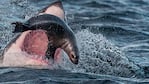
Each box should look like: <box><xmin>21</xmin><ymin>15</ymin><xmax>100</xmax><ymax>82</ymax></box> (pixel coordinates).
<box><xmin>71</xmin><ymin>54</ymin><xmax>76</xmax><ymax>59</ymax></box>
<box><xmin>70</xmin><ymin>52</ymin><xmax>77</xmax><ymax>59</ymax></box>
<box><xmin>69</xmin><ymin>52</ymin><xmax>78</xmax><ymax>64</ymax></box>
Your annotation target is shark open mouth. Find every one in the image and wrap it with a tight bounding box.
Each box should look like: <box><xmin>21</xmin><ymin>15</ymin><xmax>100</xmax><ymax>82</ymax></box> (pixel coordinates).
<box><xmin>21</xmin><ymin>29</ymin><xmax>49</xmax><ymax>62</ymax></box>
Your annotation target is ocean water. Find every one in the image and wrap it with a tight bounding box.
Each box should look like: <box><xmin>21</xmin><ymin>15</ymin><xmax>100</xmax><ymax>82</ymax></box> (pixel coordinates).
<box><xmin>0</xmin><ymin>0</ymin><xmax>149</xmax><ymax>84</ymax></box>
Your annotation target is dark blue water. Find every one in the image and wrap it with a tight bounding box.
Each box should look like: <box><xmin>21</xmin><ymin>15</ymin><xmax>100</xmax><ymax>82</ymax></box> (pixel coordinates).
<box><xmin>0</xmin><ymin>0</ymin><xmax>149</xmax><ymax>83</ymax></box>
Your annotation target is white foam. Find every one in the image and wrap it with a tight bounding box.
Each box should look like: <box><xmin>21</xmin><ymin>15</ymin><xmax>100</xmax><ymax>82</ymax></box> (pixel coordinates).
<box><xmin>53</xmin><ymin>29</ymin><xmax>140</xmax><ymax>77</ymax></box>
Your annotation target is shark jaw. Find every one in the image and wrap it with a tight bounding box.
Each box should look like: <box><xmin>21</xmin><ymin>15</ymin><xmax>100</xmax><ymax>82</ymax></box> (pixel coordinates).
<box><xmin>1</xmin><ymin>30</ymin><xmax>62</xmax><ymax>67</ymax></box>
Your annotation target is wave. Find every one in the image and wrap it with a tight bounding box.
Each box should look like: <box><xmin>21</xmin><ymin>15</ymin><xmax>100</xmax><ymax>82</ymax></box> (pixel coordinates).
<box><xmin>0</xmin><ymin>67</ymin><xmax>148</xmax><ymax>84</ymax></box>
<box><xmin>49</xmin><ymin>30</ymin><xmax>142</xmax><ymax>77</ymax></box>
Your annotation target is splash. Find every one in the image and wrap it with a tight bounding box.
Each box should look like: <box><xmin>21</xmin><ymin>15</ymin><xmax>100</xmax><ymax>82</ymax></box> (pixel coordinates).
<box><xmin>52</xmin><ymin>29</ymin><xmax>141</xmax><ymax>77</ymax></box>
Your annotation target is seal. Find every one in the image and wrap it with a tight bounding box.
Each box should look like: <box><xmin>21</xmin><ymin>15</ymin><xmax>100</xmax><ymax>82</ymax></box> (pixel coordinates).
<box><xmin>0</xmin><ymin>0</ymin><xmax>79</xmax><ymax>67</ymax></box>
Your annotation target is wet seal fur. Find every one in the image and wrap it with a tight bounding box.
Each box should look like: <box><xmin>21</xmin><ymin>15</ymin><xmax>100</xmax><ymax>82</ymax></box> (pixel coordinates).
<box><xmin>7</xmin><ymin>0</ymin><xmax>79</xmax><ymax>64</ymax></box>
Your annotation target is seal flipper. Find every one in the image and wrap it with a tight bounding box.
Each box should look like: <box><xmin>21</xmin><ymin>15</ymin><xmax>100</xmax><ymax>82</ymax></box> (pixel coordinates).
<box><xmin>46</xmin><ymin>45</ymin><xmax>57</xmax><ymax>63</ymax></box>
<box><xmin>12</xmin><ymin>22</ymin><xmax>30</xmax><ymax>33</ymax></box>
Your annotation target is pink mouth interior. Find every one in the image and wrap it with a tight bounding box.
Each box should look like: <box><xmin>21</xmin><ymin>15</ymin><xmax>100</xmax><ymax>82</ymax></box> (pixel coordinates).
<box><xmin>20</xmin><ymin>29</ymin><xmax>62</xmax><ymax>64</ymax></box>
<box><xmin>22</xmin><ymin>29</ymin><xmax>49</xmax><ymax>57</ymax></box>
